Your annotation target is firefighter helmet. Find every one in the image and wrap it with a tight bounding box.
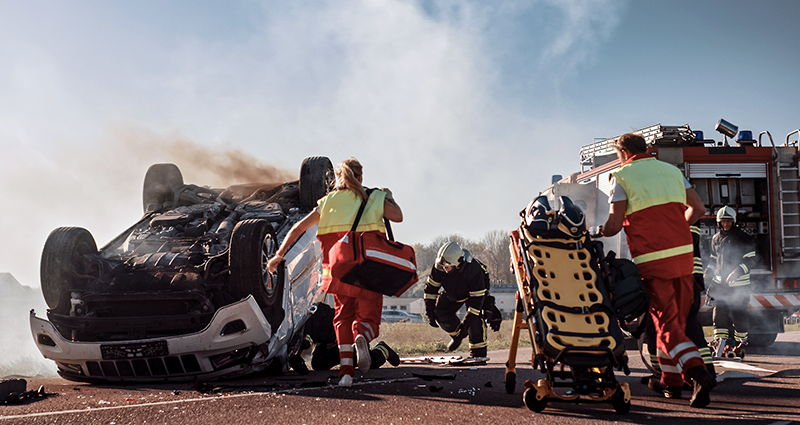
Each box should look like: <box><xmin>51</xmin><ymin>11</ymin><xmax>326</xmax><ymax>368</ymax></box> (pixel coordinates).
<box><xmin>523</xmin><ymin>195</ymin><xmax>556</xmax><ymax>232</ymax></box>
<box><xmin>436</xmin><ymin>241</ymin><xmax>464</xmax><ymax>271</ymax></box>
<box><xmin>716</xmin><ymin>206</ymin><xmax>737</xmax><ymax>223</ymax></box>
<box><xmin>556</xmin><ymin>196</ymin><xmax>586</xmax><ymax>238</ymax></box>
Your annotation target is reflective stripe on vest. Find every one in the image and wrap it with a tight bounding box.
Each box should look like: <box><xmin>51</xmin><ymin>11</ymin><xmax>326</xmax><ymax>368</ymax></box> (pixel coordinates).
<box><xmin>317</xmin><ymin>190</ymin><xmax>387</xmax><ymax>235</ymax></box>
<box><xmin>633</xmin><ymin>244</ymin><xmax>694</xmax><ymax>265</ymax></box>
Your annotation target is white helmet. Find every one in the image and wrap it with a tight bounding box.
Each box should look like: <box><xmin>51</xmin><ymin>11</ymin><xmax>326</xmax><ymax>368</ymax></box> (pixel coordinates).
<box><xmin>436</xmin><ymin>241</ymin><xmax>464</xmax><ymax>271</ymax></box>
<box><xmin>716</xmin><ymin>206</ymin><xmax>736</xmax><ymax>223</ymax></box>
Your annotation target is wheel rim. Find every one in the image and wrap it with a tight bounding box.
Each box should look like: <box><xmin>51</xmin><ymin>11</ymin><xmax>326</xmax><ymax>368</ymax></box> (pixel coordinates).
<box><xmin>260</xmin><ymin>233</ymin><xmax>277</xmax><ymax>296</ymax></box>
<box><xmin>323</xmin><ymin>167</ymin><xmax>335</xmax><ymax>193</ymax></box>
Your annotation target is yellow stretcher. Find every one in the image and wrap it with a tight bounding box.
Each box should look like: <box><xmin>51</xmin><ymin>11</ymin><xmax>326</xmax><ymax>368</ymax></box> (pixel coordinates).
<box><xmin>504</xmin><ymin>228</ymin><xmax>631</xmax><ymax>414</ymax></box>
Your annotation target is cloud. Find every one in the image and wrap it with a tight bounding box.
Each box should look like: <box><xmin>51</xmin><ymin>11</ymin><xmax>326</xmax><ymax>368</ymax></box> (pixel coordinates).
<box><xmin>0</xmin><ymin>0</ymin><xmax>627</xmax><ymax>288</ymax></box>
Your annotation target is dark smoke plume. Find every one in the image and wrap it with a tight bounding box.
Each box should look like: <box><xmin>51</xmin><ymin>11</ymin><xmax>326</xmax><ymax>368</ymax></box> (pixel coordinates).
<box><xmin>164</xmin><ymin>140</ymin><xmax>296</xmax><ymax>186</ymax></box>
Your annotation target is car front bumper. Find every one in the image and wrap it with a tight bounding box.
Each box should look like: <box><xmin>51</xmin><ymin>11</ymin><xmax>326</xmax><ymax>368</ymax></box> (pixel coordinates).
<box><xmin>29</xmin><ymin>296</ymin><xmax>272</xmax><ymax>383</ymax></box>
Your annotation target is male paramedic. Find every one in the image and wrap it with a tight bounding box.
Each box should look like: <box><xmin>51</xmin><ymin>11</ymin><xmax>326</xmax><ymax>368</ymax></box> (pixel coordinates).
<box><xmin>595</xmin><ymin>133</ymin><xmax>716</xmax><ymax>408</ymax></box>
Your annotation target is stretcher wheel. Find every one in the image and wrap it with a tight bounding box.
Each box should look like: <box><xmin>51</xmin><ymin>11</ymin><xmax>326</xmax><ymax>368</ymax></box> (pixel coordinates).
<box><xmin>523</xmin><ymin>387</ymin><xmax>547</xmax><ymax>413</ymax></box>
<box><xmin>610</xmin><ymin>384</ymin><xmax>631</xmax><ymax>414</ymax></box>
<box><xmin>504</xmin><ymin>371</ymin><xmax>516</xmax><ymax>394</ymax></box>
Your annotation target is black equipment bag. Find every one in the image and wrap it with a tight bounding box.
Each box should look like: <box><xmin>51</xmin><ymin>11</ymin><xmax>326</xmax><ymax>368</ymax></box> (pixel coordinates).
<box><xmin>599</xmin><ymin>249</ymin><xmax>649</xmax><ymax>327</ymax></box>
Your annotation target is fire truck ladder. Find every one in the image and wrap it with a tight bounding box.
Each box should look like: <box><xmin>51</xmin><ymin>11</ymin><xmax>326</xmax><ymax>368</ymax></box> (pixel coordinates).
<box><xmin>770</xmin><ymin>130</ymin><xmax>800</xmax><ymax>262</ymax></box>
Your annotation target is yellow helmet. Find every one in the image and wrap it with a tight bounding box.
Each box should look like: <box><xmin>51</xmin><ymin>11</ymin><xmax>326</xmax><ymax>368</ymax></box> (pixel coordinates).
<box><xmin>716</xmin><ymin>206</ymin><xmax>736</xmax><ymax>223</ymax></box>
<box><xmin>435</xmin><ymin>241</ymin><xmax>464</xmax><ymax>271</ymax></box>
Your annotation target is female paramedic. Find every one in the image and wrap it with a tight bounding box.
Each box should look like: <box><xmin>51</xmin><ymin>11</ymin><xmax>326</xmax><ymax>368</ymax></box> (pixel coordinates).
<box><xmin>266</xmin><ymin>158</ymin><xmax>403</xmax><ymax>387</ymax></box>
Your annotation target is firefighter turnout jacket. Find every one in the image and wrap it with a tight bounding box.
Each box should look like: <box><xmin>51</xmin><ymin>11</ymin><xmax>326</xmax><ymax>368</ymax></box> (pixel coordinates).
<box><xmin>708</xmin><ymin>226</ymin><xmax>757</xmax><ymax>288</ymax></box>
<box><xmin>424</xmin><ymin>259</ymin><xmax>489</xmax><ymax>318</ymax></box>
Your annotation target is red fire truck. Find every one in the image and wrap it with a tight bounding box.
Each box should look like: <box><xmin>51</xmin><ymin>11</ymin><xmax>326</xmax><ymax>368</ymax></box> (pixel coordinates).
<box><xmin>541</xmin><ymin>120</ymin><xmax>800</xmax><ymax>346</ymax></box>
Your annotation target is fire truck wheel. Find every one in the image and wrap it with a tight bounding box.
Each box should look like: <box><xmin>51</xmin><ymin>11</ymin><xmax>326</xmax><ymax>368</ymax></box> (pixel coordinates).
<box><xmin>747</xmin><ymin>333</ymin><xmax>777</xmax><ymax>347</ymax></box>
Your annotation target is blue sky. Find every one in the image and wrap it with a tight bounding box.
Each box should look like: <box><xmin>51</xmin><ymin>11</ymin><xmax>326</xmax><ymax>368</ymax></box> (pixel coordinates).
<box><xmin>1</xmin><ymin>0</ymin><xmax>799</xmax><ymax>288</ymax></box>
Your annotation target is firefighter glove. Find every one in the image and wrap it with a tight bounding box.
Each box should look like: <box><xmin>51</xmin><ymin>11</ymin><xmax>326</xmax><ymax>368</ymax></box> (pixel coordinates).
<box><xmin>484</xmin><ymin>305</ymin><xmax>503</xmax><ymax>332</ymax></box>
<box><xmin>726</xmin><ymin>267</ymin><xmax>745</xmax><ymax>285</ymax></box>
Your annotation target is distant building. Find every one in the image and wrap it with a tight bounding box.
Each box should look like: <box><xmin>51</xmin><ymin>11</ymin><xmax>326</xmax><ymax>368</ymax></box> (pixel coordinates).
<box><xmin>382</xmin><ymin>297</ymin><xmax>424</xmax><ymax>315</ymax></box>
<box><xmin>491</xmin><ymin>283</ymin><xmax>517</xmax><ymax>318</ymax></box>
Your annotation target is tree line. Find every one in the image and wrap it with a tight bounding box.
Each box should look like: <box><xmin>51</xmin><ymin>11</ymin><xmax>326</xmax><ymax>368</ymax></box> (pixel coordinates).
<box><xmin>403</xmin><ymin>230</ymin><xmax>515</xmax><ymax>298</ymax></box>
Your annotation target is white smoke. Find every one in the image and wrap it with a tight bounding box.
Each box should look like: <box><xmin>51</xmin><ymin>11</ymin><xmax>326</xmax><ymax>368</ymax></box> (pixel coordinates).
<box><xmin>0</xmin><ymin>1</ymin><xmax>626</xmax><ymax>288</ymax></box>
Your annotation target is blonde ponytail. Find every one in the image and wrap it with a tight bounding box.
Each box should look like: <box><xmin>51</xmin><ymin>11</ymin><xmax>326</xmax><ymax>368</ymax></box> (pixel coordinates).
<box><xmin>336</xmin><ymin>158</ymin><xmax>368</xmax><ymax>202</ymax></box>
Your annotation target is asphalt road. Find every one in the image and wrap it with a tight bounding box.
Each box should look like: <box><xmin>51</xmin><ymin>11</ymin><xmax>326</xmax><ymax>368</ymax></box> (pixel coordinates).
<box><xmin>2</xmin><ymin>333</ymin><xmax>800</xmax><ymax>425</ymax></box>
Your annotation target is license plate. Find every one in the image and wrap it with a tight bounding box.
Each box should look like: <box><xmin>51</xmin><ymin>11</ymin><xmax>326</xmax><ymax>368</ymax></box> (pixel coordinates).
<box><xmin>101</xmin><ymin>340</ymin><xmax>169</xmax><ymax>360</ymax></box>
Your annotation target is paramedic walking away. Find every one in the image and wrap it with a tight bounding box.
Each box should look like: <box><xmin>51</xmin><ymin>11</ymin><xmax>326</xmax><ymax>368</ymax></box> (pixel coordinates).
<box><xmin>267</xmin><ymin>158</ymin><xmax>403</xmax><ymax>387</ymax></box>
<box><xmin>705</xmin><ymin>205</ymin><xmax>757</xmax><ymax>358</ymax></box>
<box><xmin>643</xmin><ymin>224</ymin><xmax>716</xmax><ymax>398</ymax></box>
<box><xmin>597</xmin><ymin>133</ymin><xmax>716</xmax><ymax>408</ymax></box>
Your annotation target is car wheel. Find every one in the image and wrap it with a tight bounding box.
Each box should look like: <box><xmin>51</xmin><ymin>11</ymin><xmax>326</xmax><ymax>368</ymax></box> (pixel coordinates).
<box><xmin>40</xmin><ymin>227</ymin><xmax>98</xmax><ymax>314</ymax></box>
<box><xmin>299</xmin><ymin>156</ymin><xmax>334</xmax><ymax>209</ymax></box>
<box><xmin>747</xmin><ymin>332</ymin><xmax>777</xmax><ymax>347</ymax></box>
<box><xmin>143</xmin><ymin>163</ymin><xmax>184</xmax><ymax>213</ymax></box>
<box><xmin>229</xmin><ymin>219</ymin><xmax>285</xmax><ymax>334</ymax></box>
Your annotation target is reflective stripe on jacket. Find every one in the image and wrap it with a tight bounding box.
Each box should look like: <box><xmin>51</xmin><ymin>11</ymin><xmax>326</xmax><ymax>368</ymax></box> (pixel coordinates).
<box><xmin>709</xmin><ymin>227</ymin><xmax>757</xmax><ymax>288</ymax></box>
<box><xmin>691</xmin><ymin>225</ymin><xmax>703</xmax><ymax>275</ymax></box>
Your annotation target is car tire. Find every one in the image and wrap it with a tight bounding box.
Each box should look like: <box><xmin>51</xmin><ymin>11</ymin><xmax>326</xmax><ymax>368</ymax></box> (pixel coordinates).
<box><xmin>40</xmin><ymin>227</ymin><xmax>98</xmax><ymax>314</ymax></box>
<box><xmin>747</xmin><ymin>332</ymin><xmax>777</xmax><ymax>347</ymax></box>
<box><xmin>143</xmin><ymin>163</ymin><xmax>184</xmax><ymax>213</ymax></box>
<box><xmin>299</xmin><ymin>156</ymin><xmax>334</xmax><ymax>209</ymax></box>
<box><xmin>229</xmin><ymin>219</ymin><xmax>285</xmax><ymax>334</ymax></box>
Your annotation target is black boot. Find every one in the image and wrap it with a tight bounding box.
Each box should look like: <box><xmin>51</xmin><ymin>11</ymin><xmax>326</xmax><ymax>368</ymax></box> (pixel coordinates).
<box><xmin>648</xmin><ymin>376</ymin><xmax>682</xmax><ymax>399</ymax></box>
<box><xmin>448</xmin><ymin>335</ymin><xmax>465</xmax><ymax>352</ymax></box>
<box><xmin>376</xmin><ymin>341</ymin><xmax>401</xmax><ymax>367</ymax></box>
<box><xmin>288</xmin><ymin>354</ymin><xmax>309</xmax><ymax>375</ymax></box>
<box><xmin>687</xmin><ymin>365</ymin><xmax>716</xmax><ymax>408</ymax></box>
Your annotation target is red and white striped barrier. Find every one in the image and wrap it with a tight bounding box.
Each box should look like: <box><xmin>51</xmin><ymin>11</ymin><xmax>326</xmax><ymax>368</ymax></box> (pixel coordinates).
<box><xmin>699</xmin><ymin>294</ymin><xmax>800</xmax><ymax>312</ymax></box>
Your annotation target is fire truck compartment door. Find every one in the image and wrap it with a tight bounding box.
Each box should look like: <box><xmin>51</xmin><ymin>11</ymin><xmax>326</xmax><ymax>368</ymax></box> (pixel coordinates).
<box><xmin>687</xmin><ymin>163</ymin><xmax>767</xmax><ymax>179</ymax></box>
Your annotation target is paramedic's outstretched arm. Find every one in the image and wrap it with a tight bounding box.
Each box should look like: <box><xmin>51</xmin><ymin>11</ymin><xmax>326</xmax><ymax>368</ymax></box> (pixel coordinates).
<box><xmin>382</xmin><ymin>188</ymin><xmax>403</xmax><ymax>222</ymax></box>
<box><xmin>685</xmin><ymin>188</ymin><xmax>705</xmax><ymax>225</ymax></box>
<box><xmin>600</xmin><ymin>200</ymin><xmax>627</xmax><ymax>237</ymax></box>
<box><xmin>266</xmin><ymin>209</ymin><xmax>321</xmax><ymax>273</ymax></box>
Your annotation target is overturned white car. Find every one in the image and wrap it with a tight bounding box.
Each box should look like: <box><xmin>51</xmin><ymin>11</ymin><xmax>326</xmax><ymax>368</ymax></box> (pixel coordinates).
<box><xmin>30</xmin><ymin>157</ymin><xmax>333</xmax><ymax>382</ymax></box>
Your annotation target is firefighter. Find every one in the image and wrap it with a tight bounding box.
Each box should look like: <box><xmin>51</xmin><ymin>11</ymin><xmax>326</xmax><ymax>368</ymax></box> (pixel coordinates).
<box><xmin>287</xmin><ymin>303</ymin><xmax>400</xmax><ymax>375</ymax></box>
<box><xmin>424</xmin><ymin>241</ymin><xmax>499</xmax><ymax>359</ymax></box>
<box><xmin>705</xmin><ymin>206</ymin><xmax>757</xmax><ymax>358</ymax></box>
<box><xmin>597</xmin><ymin>133</ymin><xmax>715</xmax><ymax>408</ymax></box>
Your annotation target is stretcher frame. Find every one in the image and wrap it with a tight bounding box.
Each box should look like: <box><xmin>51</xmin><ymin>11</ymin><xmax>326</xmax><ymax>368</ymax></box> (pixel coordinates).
<box><xmin>504</xmin><ymin>228</ymin><xmax>631</xmax><ymax>414</ymax></box>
